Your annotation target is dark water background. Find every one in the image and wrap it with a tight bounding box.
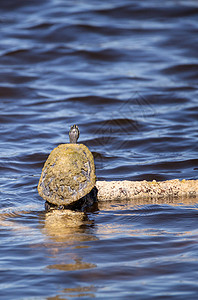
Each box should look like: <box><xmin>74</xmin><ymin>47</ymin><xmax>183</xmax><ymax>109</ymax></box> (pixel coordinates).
<box><xmin>1</xmin><ymin>0</ymin><xmax>198</xmax><ymax>299</ymax></box>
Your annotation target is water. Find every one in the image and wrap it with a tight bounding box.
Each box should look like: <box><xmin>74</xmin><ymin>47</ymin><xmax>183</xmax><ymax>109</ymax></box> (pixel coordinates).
<box><xmin>1</xmin><ymin>0</ymin><xmax>198</xmax><ymax>298</ymax></box>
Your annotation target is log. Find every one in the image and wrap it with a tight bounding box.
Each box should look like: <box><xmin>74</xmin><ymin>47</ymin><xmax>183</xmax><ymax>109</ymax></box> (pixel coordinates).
<box><xmin>96</xmin><ymin>179</ymin><xmax>198</xmax><ymax>201</ymax></box>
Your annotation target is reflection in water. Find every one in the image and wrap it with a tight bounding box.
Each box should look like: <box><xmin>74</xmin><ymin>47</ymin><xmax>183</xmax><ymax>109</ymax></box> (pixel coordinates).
<box><xmin>42</xmin><ymin>209</ymin><xmax>98</xmax><ymax>299</ymax></box>
<box><xmin>0</xmin><ymin>203</ymin><xmax>42</xmax><ymax>231</ymax></box>
<box><xmin>42</xmin><ymin>209</ymin><xmax>97</xmax><ymax>268</ymax></box>
<box><xmin>61</xmin><ymin>285</ymin><xmax>96</xmax><ymax>299</ymax></box>
<box><xmin>97</xmin><ymin>197</ymin><xmax>198</xmax><ymax>238</ymax></box>
<box><xmin>43</xmin><ymin>209</ymin><xmax>98</xmax><ymax>243</ymax></box>
<box><xmin>98</xmin><ymin>196</ymin><xmax>198</xmax><ymax>211</ymax></box>
<box><xmin>0</xmin><ymin>198</ymin><xmax>198</xmax><ymax>299</ymax></box>
<box><xmin>47</xmin><ymin>258</ymin><xmax>96</xmax><ymax>271</ymax></box>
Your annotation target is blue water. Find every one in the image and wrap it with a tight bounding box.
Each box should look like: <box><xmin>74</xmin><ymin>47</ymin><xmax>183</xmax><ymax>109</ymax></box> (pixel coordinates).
<box><xmin>0</xmin><ymin>0</ymin><xmax>198</xmax><ymax>299</ymax></box>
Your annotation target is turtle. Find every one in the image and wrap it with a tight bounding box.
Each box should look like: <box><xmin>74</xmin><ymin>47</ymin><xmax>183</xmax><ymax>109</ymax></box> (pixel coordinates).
<box><xmin>38</xmin><ymin>125</ymin><xmax>97</xmax><ymax>210</ymax></box>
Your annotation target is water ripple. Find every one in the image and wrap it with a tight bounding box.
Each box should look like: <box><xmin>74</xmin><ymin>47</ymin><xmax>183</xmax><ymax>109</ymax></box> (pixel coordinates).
<box><xmin>1</xmin><ymin>0</ymin><xmax>198</xmax><ymax>298</ymax></box>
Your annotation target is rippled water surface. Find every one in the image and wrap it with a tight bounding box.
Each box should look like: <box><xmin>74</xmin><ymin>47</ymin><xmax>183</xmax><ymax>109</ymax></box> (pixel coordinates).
<box><xmin>1</xmin><ymin>1</ymin><xmax>198</xmax><ymax>299</ymax></box>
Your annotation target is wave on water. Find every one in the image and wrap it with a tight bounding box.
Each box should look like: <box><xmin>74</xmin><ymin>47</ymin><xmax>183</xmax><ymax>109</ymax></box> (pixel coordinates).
<box><xmin>1</xmin><ymin>0</ymin><xmax>198</xmax><ymax>299</ymax></box>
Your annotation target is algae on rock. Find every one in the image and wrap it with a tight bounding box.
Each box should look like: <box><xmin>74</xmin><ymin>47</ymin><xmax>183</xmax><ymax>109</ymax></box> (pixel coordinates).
<box><xmin>38</xmin><ymin>143</ymin><xmax>96</xmax><ymax>206</ymax></box>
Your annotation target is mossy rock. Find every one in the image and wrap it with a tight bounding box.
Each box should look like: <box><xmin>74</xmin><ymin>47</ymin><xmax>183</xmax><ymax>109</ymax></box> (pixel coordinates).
<box><xmin>38</xmin><ymin>143</ymin><xmax>96</xmax><ymax>206</ymax></box>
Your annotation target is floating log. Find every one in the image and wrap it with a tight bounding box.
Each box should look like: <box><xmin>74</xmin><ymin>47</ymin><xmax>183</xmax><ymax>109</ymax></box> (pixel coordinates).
<box><xmin>96</xmin><ymin>179</ymin><xmax>198</xmax><ymax>201</ymax></box>
<box><xmin>43</xmin><ymin>179</ymin><xmax>198</xmax><ymax>210</ymax></box>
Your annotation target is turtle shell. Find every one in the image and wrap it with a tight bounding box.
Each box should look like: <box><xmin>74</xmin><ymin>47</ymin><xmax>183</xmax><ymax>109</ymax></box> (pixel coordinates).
<box><xmin>38</xmin><ymin>143</ymin><xmax>96</xmax><ymax>206</ymax></box>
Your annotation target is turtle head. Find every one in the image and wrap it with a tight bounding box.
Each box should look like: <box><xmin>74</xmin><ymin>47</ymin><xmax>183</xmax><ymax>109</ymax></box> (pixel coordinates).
<box><xmin>69</xmin><ymin>125</ymin><xmax>80</xmax><ymax>143</ymax></box>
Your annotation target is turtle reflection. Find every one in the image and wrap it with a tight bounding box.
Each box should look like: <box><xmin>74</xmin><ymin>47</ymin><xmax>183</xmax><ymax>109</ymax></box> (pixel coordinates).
<box><xmin>43</xmin><ymin>208</ymin><xmax>98</xmax><ymax>243</ymax></box>
<box><xmin>42</xmin><ymin>208</ymin><xmax>98</xmax><ymax>281</ymax></box>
